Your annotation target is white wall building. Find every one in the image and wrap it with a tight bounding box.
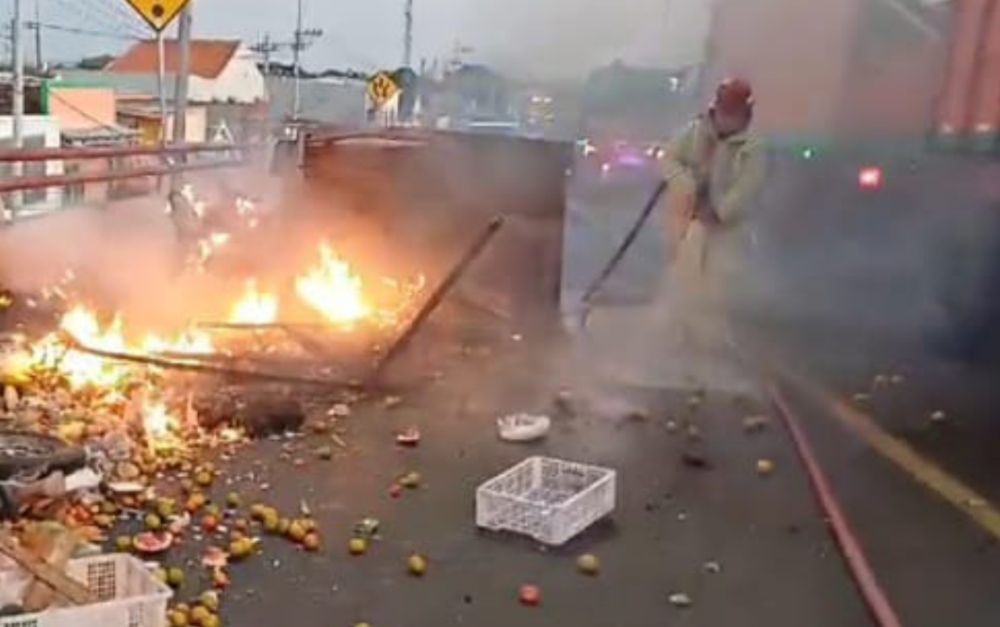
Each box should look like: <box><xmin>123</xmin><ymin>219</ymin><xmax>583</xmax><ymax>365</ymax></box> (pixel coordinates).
<box><xmin>0</xmin><ymin>115</ymin><xmax>64</xmax><ymax>215</ymax></box>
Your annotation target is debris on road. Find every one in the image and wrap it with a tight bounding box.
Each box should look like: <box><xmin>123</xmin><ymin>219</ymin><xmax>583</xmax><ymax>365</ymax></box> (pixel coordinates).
<box><xmin>519</xmin><ymin>584</ymin><xmax>541</xmax><ymax>606</ymax></box>
<box><xmin>668</xmin><ymin>592</ymin><xmax>693</xmax><ymax>608</ymax></box>
<box><xmin>407</xmin><ymin>553</ymin><xmax>428</xmax><ymax>577</ymax></box>
<box><xmin>703</xmin><ymin>561</ymin><xmax>722</xmax><ymax>574</ymax></box>
<box><xmin>742</xmin><ymin>415</ymin><xmax>770</xmax><ymax>434</ymax></box>
<box><xmin>756</xmin><ymin>459</ymin><xmax>776</xmax><ymax>476</ymax></box>
<box><xmin>681</xmin><ymin>451</ymin><xmax>712</xmax><ymax>470</ymax></box>
<box><xmin>577</xmin><ymin>553</ymin><xmax>600</xmax><ymax>576</ymax></box>
<box><xmin>497</xmin><ymin>413</ymin><xmax>551</xmax><ymax>442</ymax></box>
<box><xmin>930</xmin><ymin>410</ymin><xmax>949</xmax><ymax>424</ymax></box>
<box><xmin>395</xmin><ymin>426</ymin><xmax>421</xmax><ymax>447</ymax></box>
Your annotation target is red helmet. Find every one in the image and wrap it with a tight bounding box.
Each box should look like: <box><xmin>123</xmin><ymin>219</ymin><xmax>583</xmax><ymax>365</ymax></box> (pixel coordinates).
<box><xmin>712</xmin><ymin>78</ymin><xmax>754</xmax><ymax>116</ymax></box>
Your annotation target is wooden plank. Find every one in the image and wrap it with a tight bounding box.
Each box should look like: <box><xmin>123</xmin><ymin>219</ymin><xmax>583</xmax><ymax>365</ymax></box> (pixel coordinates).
<box><xmin>0</xmin><ymin>533</ymin><xmax>96</xmax><ymax>605</ymax></box>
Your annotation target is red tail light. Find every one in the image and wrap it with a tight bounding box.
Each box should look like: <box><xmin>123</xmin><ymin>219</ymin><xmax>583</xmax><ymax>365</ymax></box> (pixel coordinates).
<box><xmin>858</xmin><ymin>167</ymin><xmax>883</xmax><ymax>190</ymax></box>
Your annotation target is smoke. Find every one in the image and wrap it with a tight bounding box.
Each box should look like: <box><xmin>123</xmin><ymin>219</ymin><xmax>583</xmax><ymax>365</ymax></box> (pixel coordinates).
<box><xmin>456</xmin><ymin>0</ymin><xmax>713</xmax><ymax>80</ymax></box>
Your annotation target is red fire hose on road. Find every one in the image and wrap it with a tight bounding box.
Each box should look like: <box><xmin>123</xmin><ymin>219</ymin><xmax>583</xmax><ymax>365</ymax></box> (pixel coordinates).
<box><xmin>770</xmin><ymin>384</ymin><xmax>904</xmax><ymax>627</ymax></box>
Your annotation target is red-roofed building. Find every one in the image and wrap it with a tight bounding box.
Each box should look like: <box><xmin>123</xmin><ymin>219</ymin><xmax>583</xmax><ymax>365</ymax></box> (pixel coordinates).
<box><xmin>99</xmin><ymin>39</ymin><xmax>268</xmax><ymax>143</ymax></box>
<box><xmin>106</xmin><ymin>39</ymin><xmax>266</xmax><ymax>105</ymax></box>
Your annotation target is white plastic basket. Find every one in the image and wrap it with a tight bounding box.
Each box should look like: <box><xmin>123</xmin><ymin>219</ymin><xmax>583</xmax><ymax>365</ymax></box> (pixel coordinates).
<box><xmin>476</xmin><ymin>456</ymin><xmax>617</xmax><ymax>546</ymax></box>
<box><xmin>0</xmin><ymin>554</ymin><xmax>172</xmax><ymax>627</ymax></box>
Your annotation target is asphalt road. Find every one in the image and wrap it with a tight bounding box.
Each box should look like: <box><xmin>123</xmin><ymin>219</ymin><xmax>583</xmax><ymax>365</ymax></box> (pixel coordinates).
<box><xmin>7</xmin><ymin>173</ymin><xmax>999</xmax><ymax>626</ymax></box>
<box><xmin>164</xmin><ymin>172</ymin><xmax>1000</xmax><ymax>626</ymax></box>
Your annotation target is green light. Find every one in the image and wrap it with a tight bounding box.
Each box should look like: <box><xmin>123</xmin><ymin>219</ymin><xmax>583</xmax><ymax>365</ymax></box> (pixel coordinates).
<box><xmin>801</xmin><ymin>147</ymin><xmax>815</xmax><ymax>160</ymax></box>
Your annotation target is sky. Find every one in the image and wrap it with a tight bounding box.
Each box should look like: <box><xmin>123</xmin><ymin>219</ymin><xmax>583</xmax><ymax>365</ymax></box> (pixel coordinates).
<box><xmin>7</xmin><ymin>0</ymin><xmax>713</xmax><ymax>80</ymax></box>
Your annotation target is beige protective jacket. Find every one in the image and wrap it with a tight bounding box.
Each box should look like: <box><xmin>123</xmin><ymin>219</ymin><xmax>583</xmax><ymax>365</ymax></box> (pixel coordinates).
<box><xmin>661</xmin><ymin>115</ymin><xmax>766</xmax><ymax>266</ymax></box>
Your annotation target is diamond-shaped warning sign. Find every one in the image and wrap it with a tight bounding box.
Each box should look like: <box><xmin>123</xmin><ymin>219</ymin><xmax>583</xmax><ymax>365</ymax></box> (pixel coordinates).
<box><xmin>367</xmin><ymin>72</ymin><xmax>401</xmax><ymax>109</ymax></box>
<box><xmin>124</xmin><ymin>0</ymin><xmax>190</xmax><ymax>32</ymax></box>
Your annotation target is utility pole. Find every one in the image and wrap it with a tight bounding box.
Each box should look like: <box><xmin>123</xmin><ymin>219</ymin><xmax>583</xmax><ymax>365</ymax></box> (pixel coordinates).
<box><xmin>171</xmin><ymin>2</ymin><xmax>192</xmax><ymax>192</ymax></box>
<box><xmin>11</xmin><ymin>0</ymin><xmax>24</xmax><ymax>213</ymax></box>
<box><xmin>404</xmin><ymin>0</ymin><xmax>413</xmax><ymax>68</ymax></box>
<box><xmin>293</xmin><ymin>0</ymin><xmax>302</xmax><ymax>119</ymax></box>
<box><xmin>156</xmin><ymin>31</ymin><xmax>167</xmax><ymax>143</ymax></box>
<box><xmin>33</xmin><ymin>0</ymin><xmax>41</xmax><ymax>71</ymax></box>
<box><xmin>291</xmin><ymin>0</ymin><xmax>322</xmax><ymax>120</ymax></box>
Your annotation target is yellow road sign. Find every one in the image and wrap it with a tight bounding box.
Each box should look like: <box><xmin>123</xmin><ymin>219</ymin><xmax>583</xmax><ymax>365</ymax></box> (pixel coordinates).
<box><xmin>367</xmin><ymin>72</ymin><xmax>400</xmax><ymax>108</ymax></box>
<box><xmin>124</xmin><ymin>0</ymin><xmax>190</xmax><ymax>32</ymax></box>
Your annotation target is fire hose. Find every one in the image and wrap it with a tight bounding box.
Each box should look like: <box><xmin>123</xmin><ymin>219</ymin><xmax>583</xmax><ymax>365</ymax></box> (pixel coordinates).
<box><xmin>572</xmin><ymin>179</ymin><xmax>668</xmax><ymax>330</ymax></box>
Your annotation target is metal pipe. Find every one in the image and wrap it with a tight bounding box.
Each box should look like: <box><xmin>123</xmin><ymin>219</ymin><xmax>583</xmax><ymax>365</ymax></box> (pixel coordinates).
<box><xmin>62</xmin><ymin>334</ymin><xmax>342</xmax><ymax>388</ymax></box>
<box><xmin>0</xmin><ymin>143</ymin><xmax>255</xmax><ymax>163</ymax></box>
<box><xmin>369</xmin><ymin>215</ymin><xmax>505</xmax><ymax>383</ymax></box>
<box><xmin>0</xmin><ymin>158</ymin><xmax>246</xmax><ymax>194</ymax></box>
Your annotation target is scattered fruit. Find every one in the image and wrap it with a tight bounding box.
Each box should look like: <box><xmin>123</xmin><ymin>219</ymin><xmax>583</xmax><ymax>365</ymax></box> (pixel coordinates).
<box><xmin>202</xmin><ymin>515</ymin><xmax>220</xmax><ymax>533</ymax></box>
<box><xmin>399</xmin><ymin>472</ymin><xmax>421</xmax><ymax>489</ymax></box>
<box><xmin>133</xmin><ymin>532</ymin><xmax>174</xmax><ymax>555</ymax></box>
<box><xmin>303</xmin><ymin>533</ymin><xmax>321</xmax><ymax>552</ymax></box>
<box><xmin>519</xmin><ymin>585</ymin><xmax>541</xmax><ymax>606</ymax></box>
<box><xmin>166</xmin><ymin>567</ymin><xmax>185</xmax><ymax>588</ymax></box>
<box><xmin>201</xmin><ymin>615</ymin><xmax>221</xmax><ymax>627</ymax></box>
<box><xmin>184</xmin><ymin>492</ymin><xmax>208</xmax><ymax>514</ymax></box>
<box><xmin>930</xmin><ymin>410</ymin><xmax>948</xmax><ymax>424</ymax></box>
<box><xmin>145</xmin><ymin>513</ymin><xmax>163</xmax><ymax>531</ymax></box>
<box><xmin>200</xmin><ymin>591</ymin><xmax>220</xmax><ymax>613</ymax></box>
<box><xmin>250</xmin><ymin>504</ymin><xmax>268</xmax><ymax>520</ymax></box>
<box><xmin>287</xmin><ymin>520</ymin><xmax>308</xmax><ymax>543</ymax></box>
<box><xmin>348</xmin><ymin>537</ymin><xmax>368</xmax><ymax>556</ymax></box>
<box><xmin>189</xmin><ymin>606</ymin><xmax>211</xmax><ymax>626</ymax></box>
<box><xmin>756</xmin><ymin>459</ymin><xmax>775</xmax><ymax>476</ymax></box>
<box><xmin>157</xmin><ymin>498</ymin><xmax>176</xmax><ymax>518</ymax></box>
<box><xmin>407</xmin><ymin>553</ymin><xmax>428</xmax><ymax>576</ymax></box>
<box><xmin>195</xmin><ymin>470</ymin><xmax>213</xmax><ymax>488</ymax></box>
<box><xmin>388</xmin><ymin>484</ymin><xmax>403</xmax><ymax>499</ymax></box>
<box><xmin>226</xmin><ymin>492</ymin><xmax>241</xmax><ymax>509</ymax></box>
<box><xmin>169</xmin><ymin>610</ymin><xmax>189</xmax><ymax>627</ymax></box>
<box><xmin>115</xmin><ymin>535</ymin><xmax>133</xmax><ymax>552</ymax></box>
<box><xmin>277</xmin><ymin>518</ymin><xmax>291</xmax><ymax>536</ymax></box>
<box><xmin>154</xmin><ymin>568</ymin><xmax>168</xmax><ymax>584</ymax></box>
<box><xmin>229</xmin><ymin>537</ymin><xmax>255</xmax><ymax>561</ymax></box>
<box><xmin>576</xmin><ymin>553</ymin><xmax>600</xmax><ymax>576</ymax></box>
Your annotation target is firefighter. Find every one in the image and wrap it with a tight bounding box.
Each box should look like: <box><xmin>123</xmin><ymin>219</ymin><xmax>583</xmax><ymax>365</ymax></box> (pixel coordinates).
<box><xmin>654</xmin><ymin>77</ymin><xmax>767</xmax><ymax>389</ymax></box>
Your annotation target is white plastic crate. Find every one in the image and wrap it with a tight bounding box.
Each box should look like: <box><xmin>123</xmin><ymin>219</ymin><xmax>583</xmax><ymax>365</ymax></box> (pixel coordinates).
<box><xmin>0</xmin><ymin>554</ymin><xmax>172</xmax><ymax>627</ymax></box>
<box><xmin>476</xmin><ymin>456</ymin><xmax>616</xmax><ymax>546</ymax></box>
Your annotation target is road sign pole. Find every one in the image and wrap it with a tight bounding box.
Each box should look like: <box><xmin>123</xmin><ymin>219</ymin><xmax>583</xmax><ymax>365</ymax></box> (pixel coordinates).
<box><xmin>11</xmin><ymin>0</ymin><xmax>24</xmax><ymax>214</ymax></box>
<box><xmin>171</xmin><ymin>1</ymin><xmax>192</xmax><ymax>191</ymax></box>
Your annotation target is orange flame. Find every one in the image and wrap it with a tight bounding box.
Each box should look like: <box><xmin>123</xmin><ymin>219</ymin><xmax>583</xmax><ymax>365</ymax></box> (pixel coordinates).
<box><xmin>229</xmin><ymin>279</ymin><xmax>279</xmax><ymax>324</ymax></box>
<box><xmin>295</xmin><ymin>243</ymin><xmax>370</xmax><ymax>327</ymax></box>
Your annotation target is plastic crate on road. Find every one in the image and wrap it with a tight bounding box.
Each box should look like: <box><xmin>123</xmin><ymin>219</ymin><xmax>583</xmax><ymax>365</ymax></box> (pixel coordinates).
<box><xmin>0</xmin><ymin>553</ymin><xmax>172</xmax><ymax>627</ymax></box>
<box><xmin>476</xmin><ymin>456</ymin><xmax>617</xmax><ymax>546</ymax></box>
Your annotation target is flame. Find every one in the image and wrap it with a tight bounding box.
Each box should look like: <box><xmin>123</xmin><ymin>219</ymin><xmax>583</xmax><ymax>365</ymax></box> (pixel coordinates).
<box><xmin>34</xmin><ymin>305</ymin><xmax>132</xmax><ymax>389</ymax></box>
<box><xmin>141</xmin><ymin>398</ymin><xmax>181</xmax><ymax>452</ymax></box>
<box><xmin>141</xmin><ymin>328</ymin><xmax>215</xmax><ymax>355</ymax></box>
<box><xmin>295</xmin><ymin>243</ymin><xmax>371</xmax><ymax>327</ymax></box>
<box><xmin>229</xmin><ymin>279</ymin><xmax>279</xmax><ymax>324</ymax></box>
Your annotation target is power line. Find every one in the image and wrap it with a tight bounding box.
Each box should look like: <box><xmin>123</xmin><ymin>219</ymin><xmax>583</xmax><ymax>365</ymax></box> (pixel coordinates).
<box><xmin>76</xmin><ymin>0</ymin><xmax>148</xmax><ymax>37</ymax></box>
<box><xmin>26</xmin><ymin>20</ymin><xmax>142</xmax><ymax>42</ymax></box>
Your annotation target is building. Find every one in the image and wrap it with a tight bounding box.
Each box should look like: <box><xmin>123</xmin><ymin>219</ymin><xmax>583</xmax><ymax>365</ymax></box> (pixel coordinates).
<box><xmin>106</xmin><ymin>39</ymin><xmax>266</xmax><ymax>105</ymax></box>
<box><xmin>0</xmin><ymin>79</ymin><xmax>64</xmax><ymax>214</ymax></box>
<box><xmin>59</xmin><ymin>39</ymin><xmax>268</xmax><ymax>144</ymax></box>
<box><xmin>45</xmin><ymin>83</ymin><xmax>139</xmax><ymax>204</ymax></box>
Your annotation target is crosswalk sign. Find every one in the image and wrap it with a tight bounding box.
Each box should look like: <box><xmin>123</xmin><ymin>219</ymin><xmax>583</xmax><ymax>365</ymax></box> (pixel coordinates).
<box><xmin>124</xmin><ymin>0</ymin><xmax>191</xmax><ymax>32</ymax></box>
<box><xmin>367</xmin><ymin>72</ymin><xmax>401</xmax><ymax>109</ymax></box>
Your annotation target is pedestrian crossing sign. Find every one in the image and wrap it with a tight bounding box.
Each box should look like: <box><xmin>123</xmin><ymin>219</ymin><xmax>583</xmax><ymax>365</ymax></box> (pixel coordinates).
<box><xmin>124</xmin><ymin>0</ymin><xmax>191</xmax><ymax>32</ymax></box>
<box><xmin>368</xmin><ymin>72</ymin><xmax>401</xmax><ymax>108</ymax></box>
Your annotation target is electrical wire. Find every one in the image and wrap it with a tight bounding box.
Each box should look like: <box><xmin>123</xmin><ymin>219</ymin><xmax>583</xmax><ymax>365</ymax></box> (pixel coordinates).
<box><xmin>27</xmin><ymin>20</ymin><xmax>142</xmax><ymax>42</ymax></box>
<box><xmin>75</xmin><ymin>0</ymin><xmax>148</xmax><ymax>38</ymax></box>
